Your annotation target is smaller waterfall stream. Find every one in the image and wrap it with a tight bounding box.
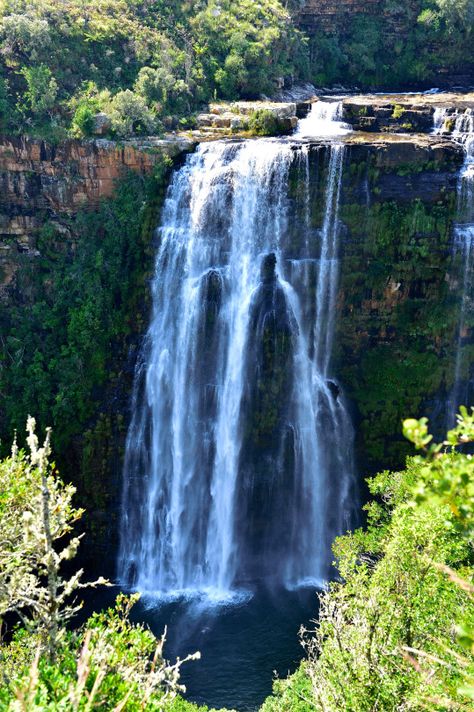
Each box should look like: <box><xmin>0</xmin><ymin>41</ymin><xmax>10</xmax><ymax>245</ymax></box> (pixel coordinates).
<box><xmin>432</xmin><ymin>107</ymin><xmax>448</xmax><ymax>135</ymax></box>
<box><xmin>441</xmin><ymin>108</ymin><xmax>474</xmax><ymax>423</ymax></box>
<box><xmin>296</xmin><ymin>100</ymin><xmax>352</xmax><ymax>138</ymax></box>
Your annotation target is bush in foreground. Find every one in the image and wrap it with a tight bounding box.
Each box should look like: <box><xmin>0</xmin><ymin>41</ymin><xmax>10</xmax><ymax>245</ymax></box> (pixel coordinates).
<box><xmin>0</xmin><ymin>419</ymin><xmax>228</xmax><ymax>711</ymax></box>
<box><xmin>263</xmin><ymin>410</ymin><xmax>474</xmax><ymax>711</ymax></box>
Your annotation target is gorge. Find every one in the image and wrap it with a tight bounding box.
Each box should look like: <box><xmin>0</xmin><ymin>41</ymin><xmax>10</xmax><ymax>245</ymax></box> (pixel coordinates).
<box><xmin>1</xmin><ymin>1</ymin><xmax>474</xmax><ymax>710</ymax></box>
<box><xmin>0</xmin><ymin>92</ymin><xmax>473</xmax><ymax>711</ymax></box>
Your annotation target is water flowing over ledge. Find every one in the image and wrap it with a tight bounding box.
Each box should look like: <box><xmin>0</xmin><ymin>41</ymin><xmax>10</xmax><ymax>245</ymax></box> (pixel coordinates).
<box><xmin>117</xmin><ymin>134</ymin><xmax>358</xmax><ymax>600</ymax></box>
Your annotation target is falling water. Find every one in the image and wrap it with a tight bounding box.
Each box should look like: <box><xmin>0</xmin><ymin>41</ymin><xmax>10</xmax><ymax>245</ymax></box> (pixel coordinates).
<box><xmin>296</xmin><ymin>101</ymin><xmax>352</xmax><ymax>138</ymax></box>
<box><xmin>453</xmin><ymin>108</ymin><xmax>474</xmax><ymax>156</ymax></box>
<box><xmin>118</xmin><ymin>136</ymin><xmax>357</xmax><ymax>598</ymax></box>
<box><xmin>447</xmin><ymin>109</ymin><xmax>474</xmax><ymax>424</ymax></box>
<box><xmin>432</xmin><ymin>107</ymin><xmax>448</xmax><ymax>134</ymax></box>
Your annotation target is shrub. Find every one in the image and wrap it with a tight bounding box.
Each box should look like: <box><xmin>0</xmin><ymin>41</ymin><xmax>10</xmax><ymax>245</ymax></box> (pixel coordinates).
<box><xmin>264</xmin><ymin>411</ymin><xmax>474</xmax><ymax>710</ymax></box>
<box><xmin>0</xmin><ymin>421</ymin><xmax>208</xmax><ymax>711</ymax></box>
<box><xmin>0</xmin><ymin>12</ymin><xmax>51</xmax><ymax>60</ymax></box>
<box><xmin>20</xmin><ymin>64</ymin><xmax>57</xmax><ymax>117</ymax></box>
<box><xmin>109</xmin><ymin>89</ymin><xmax>157</xmax><ymax>137</ymax></box>
<box><xmin>248</xmin><ymin>109</ymin><xmax>281</xmax><ymax>136</ymax></box>
<box><xmin>0</xmin><ymin>75</ymin><xmax>11</xmax><ymax>129</ymax></box>
<box><xmin>392</xmin><ymin>104</ymin><xmax>406</xmax><ymax>120</ymax></box>
<box><xmin>71</xmin><ymin>101</ymin><xmax>97</xmax><ymax>137</ymax></box>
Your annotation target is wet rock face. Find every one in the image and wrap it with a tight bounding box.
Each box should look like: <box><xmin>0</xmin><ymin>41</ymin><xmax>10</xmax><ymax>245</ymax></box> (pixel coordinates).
<box><xmin>332</xmin><ymin>140</ymin><xmax>463</xmax><ymax>470</ymax></box>
<box><xmin>236</xmin><ymin>252</ymin><xmax>298</xmax><ymax>583</ymax></box>
<box><xmin>240</xmin><ymin>252</ymin><xmax>296</xmax><ymax>455</ymax></box>
<box><xmin>343</xmin><ymin>102</ymin><xmax>434</xmax><ymax>134</ymax></box>
<box><xmin>342</xmin><ymin>94</ymin><xmax>474</xmax><ymax>134</ymax></box>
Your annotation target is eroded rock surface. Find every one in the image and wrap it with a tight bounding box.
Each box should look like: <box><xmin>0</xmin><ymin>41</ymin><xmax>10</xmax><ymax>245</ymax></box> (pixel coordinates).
<box><xmin>0</xmin><ymin>135</ymin><xmax>194</xmax><ymax>297</ymax></box>
<box><xmin>342</xmin><ymin>93</ymin><xmax>474</xmax><ymax>133</ymax></box>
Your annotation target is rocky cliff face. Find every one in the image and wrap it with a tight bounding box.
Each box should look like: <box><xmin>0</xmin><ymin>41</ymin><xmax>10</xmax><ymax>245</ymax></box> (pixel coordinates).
<box><xmin>0</xmin><ymin>135</ymin><xmax>192</xmax><ymax>299</ymax></box>
<box><xmin>337</xmin><ymin>136</ymin><xmax>463</xmax><ymax>467</ymax></box>
<box><xmin>298</xmin><ymin>0</ymin><xmax>381</xmax><ymax>30</ymax></box>
<box><xmin>0</xmin><ymin>134</ymin><xmax>193</xmax><ymax>575</ymax></box>
<box><xmin>281</xmin><ymin>133</ymin><xmax>463</xmax><ymax>471</ymax></box>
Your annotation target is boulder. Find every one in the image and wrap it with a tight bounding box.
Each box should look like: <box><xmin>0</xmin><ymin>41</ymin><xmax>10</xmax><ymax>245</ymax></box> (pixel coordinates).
<box><xmin>92</xmin><ymin>112</ymin><xmax>111</xmax><ymax>136</ymax></box>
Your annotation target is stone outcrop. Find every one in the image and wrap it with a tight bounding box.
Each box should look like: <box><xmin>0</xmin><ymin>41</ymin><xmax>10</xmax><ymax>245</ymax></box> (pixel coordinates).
<box><xmin>342</xmin><ymin>93</ymin><xmax>474</xmax><ymax>133</ymax></box>
<box><xmin>195</xmin><ymin>101</ymin><xmax>301</xmax><ymax>136</ymax></box>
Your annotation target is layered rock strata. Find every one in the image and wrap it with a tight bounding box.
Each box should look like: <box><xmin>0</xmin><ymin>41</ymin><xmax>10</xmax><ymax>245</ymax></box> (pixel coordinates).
<box><xmin>342</xmin><ymin>93</ymin><xmax>474</xmax><ymax>133</ymax></box>
<box><xmin>0</xmin><ymin>135</ymin><xmax>193</xmax><ymax>298</ymax></box>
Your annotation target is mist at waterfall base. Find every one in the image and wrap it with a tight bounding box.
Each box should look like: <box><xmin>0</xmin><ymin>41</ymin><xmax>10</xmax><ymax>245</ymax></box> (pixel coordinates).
<box><xmin>115</xmin><ymin>103</ymin><xmax>357</xmax><ymax>710</ymax></box>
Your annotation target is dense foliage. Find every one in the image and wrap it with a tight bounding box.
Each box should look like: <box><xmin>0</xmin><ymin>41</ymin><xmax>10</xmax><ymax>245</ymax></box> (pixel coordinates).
<box><xmin>0</xmin><ymin>1</ymin><xmax>473</xmax><ymax>140</ymax></box>
<box><xmin>2</xmin><ymin>412</ymin><xmax>472</xmax><ymax>710</ymax></box>
<box><xmin>0</xmin><ymin>421</ymin><xmax>224</xmax><ymax>711</ymax></box>
<box><xmin>0</xmin><ymin>0</ymin><xmax>305</xmax><ymax>139</ymax></box>
<box><xmin>0</xmin><ymin>160</ymin><xmax>171</xmax><ymax>455</ymax></box>
<box><xmin>262</xmin><ymin>411</ymin><xmax>474</xmax><ymax>710</ymax></box>
<box><xmin>305</xmin><ymin>0</ymin><xmax>474</xmax><ymax>89</ymax></box>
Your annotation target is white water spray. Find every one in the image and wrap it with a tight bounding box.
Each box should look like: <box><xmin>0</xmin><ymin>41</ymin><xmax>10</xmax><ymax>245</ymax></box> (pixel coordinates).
<box><xmin>432</xmin><ymin>107</ymin><xmax>448</xmax><ymax>135</ymax></box>
<box><xmin>445</xmin><ymin>108</ymin><xmax>474</xmax><ymax>423</ymax></box>
<box><xmin>118</xmin><ymin>137</ymin><xmax>357</xmax><ymax>599</ymax></box>
<box><xmin>296</xmin><ymin>101</ymin><xmax>352</xmax><ymax>138</ymax></box>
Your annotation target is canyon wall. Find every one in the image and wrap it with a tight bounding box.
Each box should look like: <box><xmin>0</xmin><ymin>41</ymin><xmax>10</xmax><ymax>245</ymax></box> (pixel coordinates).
<box><xmin>0</xmin><ymin>128</ymin><xmax>464</xmax><ymax>572</ymax></box>
<box><xmin>298</xmin><ymin>0</ymin><xmax>382</xmax><ymax>30</ymax></box>
<box><xmin>0</xmin><ymin>135</ymin><xmax>192</xmax><ymax>300</ymax></box>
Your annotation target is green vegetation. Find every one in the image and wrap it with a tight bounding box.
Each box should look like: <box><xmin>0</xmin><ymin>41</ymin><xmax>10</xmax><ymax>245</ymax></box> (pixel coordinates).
<box><xmin>336</xmin><ymin>147</ymin><xmax>461</xmax><ymax>470</ymax></box>
<box><xmin>0</xmin><ymin>1</ymin><xmax>473</xmax><ymax>140</ymax></box>
<box><xmin>306</xmin><ymin>0</ymin><xmax>474</xmax><ymax>89</ymax></box>
<box><xmin>262</xmin><ymin>411</ymin><xmax>474</xmax><ymax>710</ymax></box>
<box><xmin>0</xmin><ymin>160</ymin><xmax>171</xmax><ymax>453</ymax></box>
<box><xmin>0</xmin><ymin>157</ymin><xmax>174</xmax><ymax>550</ymax></box>
<box><xmin>248</xmin><ymin>109</ymin><xmax>284</xmax><ymax>137</ymax></box>
<box><xmin>392</xmin><ymin>104</ymin><xmax>406</xmax><ymax>119</ymax></box>
<box><xmin>0</xmin><ymin>0</ymin><xmax>305</xmax><ymax>140</ymax></box>
<box><xmin>2</xmin><ymin>411</ymin><xmax>473</xmax><ymax>711</ymax></box>
<box><xmin>0</xmin><ymin>420</ymin><xmax>227</xmax><ymax>711</ymax></box>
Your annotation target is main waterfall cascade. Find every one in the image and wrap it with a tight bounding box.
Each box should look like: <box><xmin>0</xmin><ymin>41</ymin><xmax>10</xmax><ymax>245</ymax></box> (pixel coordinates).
<box><xmin>118</xmin><ymin>109</ymin><xmax>358</xmax><ymax>599</ymax></box>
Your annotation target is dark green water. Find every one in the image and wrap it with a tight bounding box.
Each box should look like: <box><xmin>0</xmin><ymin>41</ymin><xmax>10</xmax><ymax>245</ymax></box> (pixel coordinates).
<box><xmin>84</xmin><ymin>586</ymin><xmax>318</xmax><ymax>711</ymax></box>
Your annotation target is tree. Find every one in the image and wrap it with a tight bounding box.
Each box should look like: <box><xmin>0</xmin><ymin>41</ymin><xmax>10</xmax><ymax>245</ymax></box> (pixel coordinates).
<box><xmin>20</xmin><ymin>64</ymin><xmax>57</xmax><ymax>117</ymax></box>
<box><xmin>109</xmin><ymin>89</ymin><xmax>157</xmax><ymax>136</ymax></box>
<box><xmin>0</xmin><ymin>417</ymin><xmax>106</xmax><ymax>661</ymax></box>
<box><xmin>434</xmin><ymin>0</ymin><xmax>474</xmax><ymax>34</ymax></box>
<box><xmin>0</xmin><ymin>12</ymin><xmax>51</xmax><ymax>62</ymax></box>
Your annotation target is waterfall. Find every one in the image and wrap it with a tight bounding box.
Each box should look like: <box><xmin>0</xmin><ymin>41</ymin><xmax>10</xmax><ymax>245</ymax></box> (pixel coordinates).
<box><xmin>453</xmin><ymin>108</ymin><xmax>474</xmax><ymax>156</ymax></box>
<box><xmin>296</xmin><ymin>101</ymin><xmax>352</xmax><ymax>138</ymax></box>
<box><xmin>432</xmin><ymin>107</ymin><xmax>448</xmax><ymax>134</ymax></box>
<box><xmin>118</xmin><ymin>138</ymin><xmax>357</xmax><ymax>598</ymax></box>
<box><xmin>448</xmin><ymin>109</ymin><xmax>474</xmax><ymax>424</ymax></box>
